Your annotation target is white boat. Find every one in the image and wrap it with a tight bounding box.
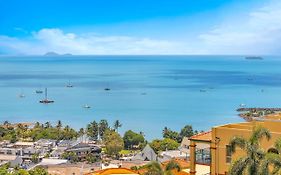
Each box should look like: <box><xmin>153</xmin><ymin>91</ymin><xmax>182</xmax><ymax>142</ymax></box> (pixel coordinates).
<box><xmin>240</xmin><ymin>103</ymin><xmax>246</xmax><ymax>107</ymax></box>
<box><xmin>19</xmin><ymin>93</ymin><xmax>25</xmax><ymax>98</ymax></box>
<box><xmin>66</xmin><ymin>83</ymin><xmax>73</xmax><ymax>88</ymax></box>
<box><xmin>83</xmin><ymin>104</ymin><xmax>91</xmax><ymax>109</ymax></box>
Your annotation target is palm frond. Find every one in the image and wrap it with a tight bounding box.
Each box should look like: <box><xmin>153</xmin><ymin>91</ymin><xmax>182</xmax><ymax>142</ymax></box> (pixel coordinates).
<box><xmin>274</xmin><ymin>138</ymin><xmax>281</xmax><ymax>153</ymax></box>
<box><xmin>250</xmin><ymin>126</ymin><xmax>271</xmax><ymax>144</ymax></box>
<box><xmin>228</xmin><ymin>157</ymin><xmax>249</xmax><ymax>175</ymax></box>
<box><xmin>165</xmin><ymin>159</ymin><xmax>181</xmax><ymax>172</ymax></box>
<box><xmin>229</xmin><ymin>136</ymin><xmax>247</xmax><ymax>153</ymax></box>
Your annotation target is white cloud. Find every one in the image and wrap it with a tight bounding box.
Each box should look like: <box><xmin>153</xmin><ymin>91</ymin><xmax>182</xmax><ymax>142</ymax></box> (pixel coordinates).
<box><xmin>1</xmin><ymin>0</ymin><xmax>281</xmax><ymax>55</ymax></box>
<box><xmin>0</xmin><ymin>28</ymin><xmax>187</xmax><ymax>55</ymax></box>
<box><xmin>198</xmin><ymin>0</ymin><xmax>281</xmax><ymax>55</ymax></box>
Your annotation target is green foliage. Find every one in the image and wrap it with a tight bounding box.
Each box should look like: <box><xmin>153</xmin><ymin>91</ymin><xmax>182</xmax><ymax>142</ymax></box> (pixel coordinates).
<box><xmin>0</xmin><ymin>121</ymin><xmax>78</xmax><ymax>142</ymax></box>
<box><xmin>141</xmin><ymin>160</ymin><xmax>181</xmax><ymax>175</ymax></box>
<box><xmin>61</xmin><ymin>151</ymin><xmax>79</xmax><ymax>163</ymax></box>
<box><xmin>29</xmin><ymin>167</ymin><xmax>48</xmax><ymax>175</ymax></box>
<box><xmin>228</xmin><ymin>126</ymin><xmax>272</xmax><ymax>175</ymax></box>
<box><xmin>150</xmin><ymin>138</ymin><xmax>179</xmax><ymax>153</ymax></box>
<box><xmin>99</xmin><ymin>120</ymin><xmax>109</xmax><ymax>139</ymax></box>
<box><xmin>162</xmin><ymin>127</ymin><xmax>179</xmax><ymax>142</ymax></box>
<box><xmin>123</xmin><ymin>130</ymin><xmax>145</xmax><ymax>149</ymax></box>
<box><xmin>113</xmin><ymin>120</ymin><xmax>122</xmax><ymax>133</ymax></box>
<box><xmin>86</xmin><ymin>121</ymin><xmax>98</xmax><ymax>139</ymax></box>
<box><xmin>86</xmin><ymin>153</ymin><xmax>100</xmax><ymax>163</ymax></box>
<box><xmin>162</xmin><ymin>125</ymin><xmax>198</xmax><ymax>143</ymax></box>
<box><xmin>103</xmin><ymin>130</ymin><xmax>124</xmax><ymax>157</ymax></box>
<box><xmin>179</xmin><ymin>125</ymin><xmax>195</xmax><ymax>141</ymax></box>
<box><xmin>0</xmin><ymin>165</ymin><xmax>48</xmax><ymax>175</ymax></box>
<box><xmin>31</xmin><ymin>153</ymin><xmax>39</xmax><ymax>163</ymax></box>
<box><xmin>86</xmin><ymin>119</ymin><xmax>110</xmax><ymax>140</ymax></box>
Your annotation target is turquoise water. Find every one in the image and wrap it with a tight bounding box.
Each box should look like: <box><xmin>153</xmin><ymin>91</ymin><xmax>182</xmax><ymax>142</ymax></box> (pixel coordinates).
<box><xmin>0</xmin><ymin>55</ymin><xmax>281</xmax><ymax>140</ymax></box>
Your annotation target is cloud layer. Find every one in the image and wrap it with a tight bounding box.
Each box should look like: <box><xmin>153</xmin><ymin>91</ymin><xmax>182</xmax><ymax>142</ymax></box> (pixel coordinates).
<box><xmin>199</xmin><ymin>0</ymin><xmax>281</xmax><ymax>55</ymax></box>
<box><xmin>0</xmin><ymin>29</ymin><xmax>186</xmax><ymax>55</ymax></box>
<box><xmin>1</xmin><ymin>0</ymin><xmax>281</xmax><ymax>55</ymax></box>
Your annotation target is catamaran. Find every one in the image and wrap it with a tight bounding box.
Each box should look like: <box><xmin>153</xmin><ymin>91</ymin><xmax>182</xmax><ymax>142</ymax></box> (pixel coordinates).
<box><xmin>39</xmin><ymin>88</ymin><xmax>54</xmax><ymax>104</ymax></box>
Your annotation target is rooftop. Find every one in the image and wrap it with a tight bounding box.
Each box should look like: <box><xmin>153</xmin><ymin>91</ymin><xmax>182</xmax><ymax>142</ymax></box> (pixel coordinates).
<box><xmin>189</xmin><ymin>131</ymin><xmax>212</xmax><ymax>143</ymax></box>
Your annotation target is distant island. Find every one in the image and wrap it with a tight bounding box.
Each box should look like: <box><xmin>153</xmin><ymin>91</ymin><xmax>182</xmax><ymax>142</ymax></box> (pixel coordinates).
<box><xmin>44</xmin><ymin>52</ymin><xmax>73</xmax><ymax>56</ymax></box>
<box><xmin>245</xmin><ymin>56</ymin><xmax>263</xmax><ymax>60</ymax></box>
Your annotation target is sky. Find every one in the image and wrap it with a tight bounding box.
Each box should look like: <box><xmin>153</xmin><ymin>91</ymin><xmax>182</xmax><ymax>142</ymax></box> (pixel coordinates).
<box><xmin>0</xmin><ymin>0</ymin><xmax>280</xmax><ymax>55</ymax></box>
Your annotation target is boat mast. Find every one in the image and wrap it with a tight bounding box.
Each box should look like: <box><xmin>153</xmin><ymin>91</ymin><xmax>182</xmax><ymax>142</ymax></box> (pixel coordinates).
<box><xmin>45</xmin><ymin>88</ymin><xmax>47</xmax><ymax>99</ymax></box>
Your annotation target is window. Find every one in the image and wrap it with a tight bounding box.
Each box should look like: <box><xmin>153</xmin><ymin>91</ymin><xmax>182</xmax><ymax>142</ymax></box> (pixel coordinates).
<box><xmin>226</xmin><ymin>145</ymin><xmax>232</xmax><ymax>163</ymax></box>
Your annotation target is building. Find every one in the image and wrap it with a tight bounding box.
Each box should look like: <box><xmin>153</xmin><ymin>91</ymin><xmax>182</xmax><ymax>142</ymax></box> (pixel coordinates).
<box><xmin>65</xmin><ymin>143</ymin><xmax>102</xmax><ymax>161</ymax></box>
<box><xmin>189</xmin><ymin>114</ymin><xmax>281</xmax><ymax>175</ymax></box>
<box><xmin>131</xmin><ymin>144</ymin><xmax>157</xmax><ymax>161</ymax></box>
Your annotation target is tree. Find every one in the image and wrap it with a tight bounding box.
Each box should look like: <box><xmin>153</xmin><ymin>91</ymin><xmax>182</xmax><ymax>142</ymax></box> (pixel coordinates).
<box><xmin>31</xmin><ymin>153</ymin><xmax>40</xmax><ymax>163</ymax></box>
<box><xmin>78</xmin><ymin>128</ymin><xmax>84</xmax><ymax>136</ymax></box>
<box><xmin>86</xmin><ymin>153</ymin><xmax>100</xmax><ymax>163</ymax></box>
<box><xmin>103</xmin><ymin>130</ymin><xmax>124</xmax><ymax>157</ymax></box>
<box><xmin>62</xmin><ymin>151</ymin><xmax>79</xmax><ymax>163</ymax></box>
<box><xmin>142</xmin><ymin>160</ymin><xmax>181</xmax><ymax>175</ymax></box>
<box><xmin>162</xmin><ymin>127</ymin><xmax>179</xmax><ymax>142</ymax></box>
<box><xmin>44</xmin><ymin>122</ymin><xmax>51</xmax><ymax>129</ymax></box>
<box><xmin>86</xmin><ymin>121</ymin><xmax>99</xmax><ymax>139</ymax></box>
<box><xmin>29</xmin><ymin>167</ymin><xmax>48</xmax><ymax>175</ymax></box>
<box><xmin>179</xmin><ymin>125</ymin><xmax>194</xmax><ymax>141</ymax></box>
<box><xmin>56</xmin><ymin>120</ymin><xmax>62</xmax><ymax>130</ymax></box>
<box><xmin>260</xmin><ymin>138</ymin><xmax>281</xmax><ymax>175</ymax></box>
<box><xmin>3</xmin><ymin>121</ymin><xmax>10</xmax><ymax>128</ymax></box>
<box><xmin>99</xmin><ymin>119</ymin><xmax>109</xmax><ymax>139</ymax></box>
<box><xmin>113</xmin><ymin>120</ymin><xmax>122</xmax><ymax>133</ymax></box>
<box><xmin>34</xmin><ymin>122</ymin><xmax>41</xmax><ymax>129</ymax></box>
<box><xmin>150</xmin><ymin>138</ymin><xmax>179</xmax><ymax>153</ymax></box>
<box><xmin>228</xmin><ymin>126</ymin><xmax>271</xmax><ymax>175</ymax></box>
<box><xmin>123</xmin><ymin>130</ymin><xmax>145</xmax><ymax>149</ymax></box>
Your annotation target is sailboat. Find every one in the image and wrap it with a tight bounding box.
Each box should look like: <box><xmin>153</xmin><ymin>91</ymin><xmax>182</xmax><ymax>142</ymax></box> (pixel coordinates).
<box><xmin>39</xmin><ymin>88</ymin><xmax>54</xmax><ymax>104</ymax></box>
<box><xmin>66</xmin><ymin>81</ymin><xmax>73</xmax><ymax>88</ymax></box>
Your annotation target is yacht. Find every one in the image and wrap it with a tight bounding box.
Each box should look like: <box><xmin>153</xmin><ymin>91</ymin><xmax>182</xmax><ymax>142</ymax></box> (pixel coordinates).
<box><xmin>39</xmin><ymin>88</ymin><xmax>54</xmax><ymax>104</ymax></box>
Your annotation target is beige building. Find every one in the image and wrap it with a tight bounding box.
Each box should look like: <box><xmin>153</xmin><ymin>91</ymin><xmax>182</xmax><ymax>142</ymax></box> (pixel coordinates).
<box><xmin>189</xmin><ymin>114</ymin><xmax>281</xmax><ymax>175</ymax></box>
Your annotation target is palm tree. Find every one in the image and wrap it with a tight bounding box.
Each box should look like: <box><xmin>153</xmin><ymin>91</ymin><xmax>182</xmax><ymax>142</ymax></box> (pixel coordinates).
<box><xmin>260</xmin><ymin>138</ymin><xmax>281</xmax><ymax>175</ymax></box>
<box><xmin>228</xmin><ymin>126</ymin><xmax>271</xmax><ymax>175</ymax></box>
<box><xmin>143</xmin><ymin>160</ymin><xmax>181</xmax><ymax>175</ymax></box>
<box><xmin>56</xmin><ymin>120</ymin><xmax>62</xmax><ymax>130</ymax></box>
<box><xmin>113</xmin><ymin>120</ymin><xmax>122</xmax><ymax>133</ymax></box>
<box><xmin>44</xmin><ymin>122</ymin><xmax>51</xmax><ymax>129</ymax></box>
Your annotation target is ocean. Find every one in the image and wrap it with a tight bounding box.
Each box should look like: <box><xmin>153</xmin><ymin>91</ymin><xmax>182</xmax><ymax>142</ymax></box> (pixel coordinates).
<box><xmin>0</xmin><ymin>55</ymin><xmax>281</xmax><ymax>140</ymax></box>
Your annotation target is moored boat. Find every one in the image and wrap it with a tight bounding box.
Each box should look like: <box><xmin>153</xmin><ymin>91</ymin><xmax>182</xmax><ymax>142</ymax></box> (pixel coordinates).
<box><xmin>39</xmin><ymin>88</ymin><xmax>54</xmax><ymax>104</ymax></box>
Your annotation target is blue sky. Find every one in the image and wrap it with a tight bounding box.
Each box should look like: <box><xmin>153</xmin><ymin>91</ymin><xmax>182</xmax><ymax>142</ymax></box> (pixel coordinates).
<box><xmin>0</xmin><ymin>0</ymin><xmax>280</xmax><ymax>55</ymax></box>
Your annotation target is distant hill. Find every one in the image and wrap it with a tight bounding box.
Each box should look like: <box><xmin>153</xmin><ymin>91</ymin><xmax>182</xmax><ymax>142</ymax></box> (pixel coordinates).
<box><xmin>44</xmin><ymin>52</ymin><xmax>60</xmax><ymax>56</ymax></box>
<box><xmin>44</xmin><ymin>52</ymin><xmax>73</xmax><ymax>56</ymax></box>
<box><xmin>63</xmin><ymin>53</ymin><xmax>73</xmax><ymax>56</ymax></box>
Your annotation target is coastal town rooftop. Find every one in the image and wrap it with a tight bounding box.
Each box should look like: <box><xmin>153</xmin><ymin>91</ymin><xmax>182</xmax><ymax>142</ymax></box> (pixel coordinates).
<box><xmin>189</xmin><ymin>131</ymin><xmax>212</xmax><ymax>143</ymax></box>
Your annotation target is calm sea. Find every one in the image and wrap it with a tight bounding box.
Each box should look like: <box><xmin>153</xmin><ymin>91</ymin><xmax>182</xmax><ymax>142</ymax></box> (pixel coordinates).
<box><xmin>0</xmin><ymin>55</ymin><xmax>281</xmax><ymax>140</ymax></box>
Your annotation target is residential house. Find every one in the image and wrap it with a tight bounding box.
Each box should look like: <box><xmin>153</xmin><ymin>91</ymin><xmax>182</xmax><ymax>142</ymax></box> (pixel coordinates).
<box><xmin>189</xmin><ymin>113</ymin><xmax>281</xmax><ymax>175</ymax></box>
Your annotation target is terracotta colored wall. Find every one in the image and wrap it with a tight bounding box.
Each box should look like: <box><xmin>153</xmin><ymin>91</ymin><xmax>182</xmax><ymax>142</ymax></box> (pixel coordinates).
<box><xmin>211</xmin><ymin>120</ymin><xmax>281</xmax><ymax>175</ymax></box>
